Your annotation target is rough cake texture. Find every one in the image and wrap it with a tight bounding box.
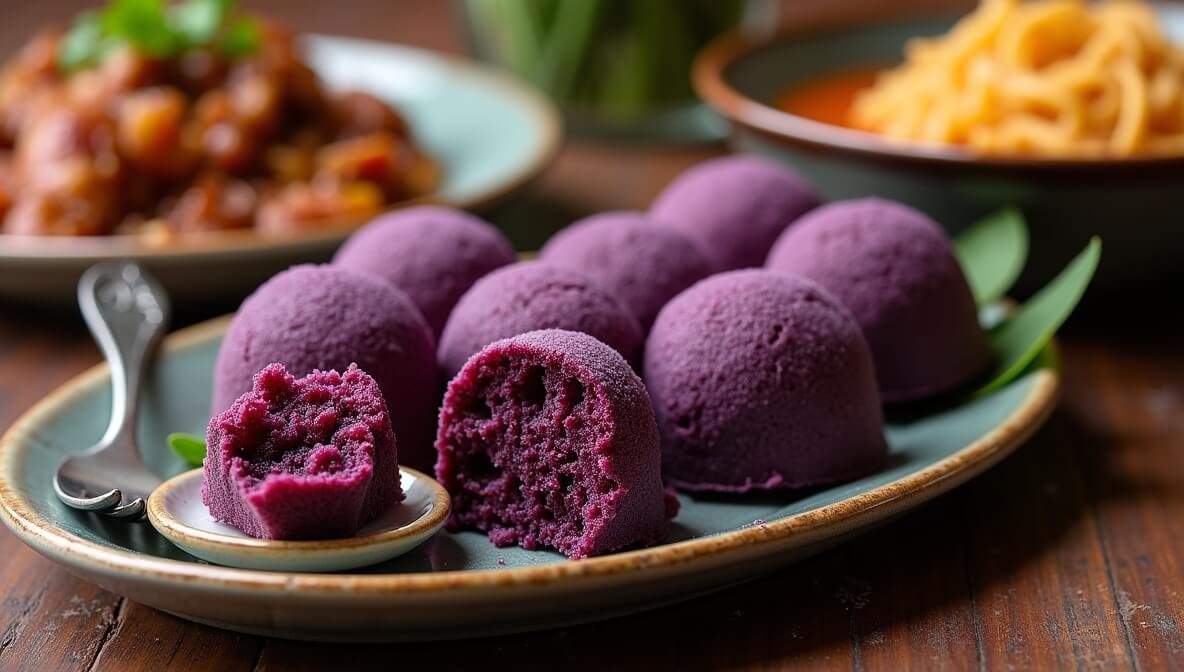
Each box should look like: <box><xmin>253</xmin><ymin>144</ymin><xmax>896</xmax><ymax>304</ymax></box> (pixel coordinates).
<box><xmin>649</xmin><ymin>155</ymin><xmax>821</xmax><ymax>271</ymax></box>
<box><xmin>436</xmin><ymin>329</ymin><xmax>675</xmax><ymax>559</ymax></box>
<box><xmin>212</xmin><ymin>264</ymin><xmax>440</xmax><ymax>471</ymax></box>
<box><xmin>202</xmin><ymin>363</ymin><xmax>403</xmax><ymax>540</ymax></box>
<box><xmin>437</xmin><ymin>261</ymin><xmax>644</xmax><ymax>379</ymax></box>
<box><xmin>644</xmin><ymin>270</ymin><xmax>887</xmax><ymax>493</ymax></box>
<box><xmin>540</xmin><ymin>211</ymin><xmax>714</xmax><ymax>331</ymax></box>
<box><xmin>766</xmin><ymin>198</ymin><xmax>992</xmax><ymax>402</ymax></box>
<box><xmin>332</xmin><ymin>206</ymin><xmax>516</xmax><ymax>338</ymax></box>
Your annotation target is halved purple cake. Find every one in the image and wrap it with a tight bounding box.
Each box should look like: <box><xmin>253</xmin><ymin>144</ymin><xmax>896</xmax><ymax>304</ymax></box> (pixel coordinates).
<box><xmin>212</xmin><ymin>264</ymin><xmax>439</xmax><ymax>471</ymax></box>
<box><xmin>436</xmin><ymin>329</ymin><xmax>673</xmax><ymax>559</ymax></box>
<box><xmin>203</xmin><ymin>363</ymin><xmax>402</xmax><ymax>540</ymax></box>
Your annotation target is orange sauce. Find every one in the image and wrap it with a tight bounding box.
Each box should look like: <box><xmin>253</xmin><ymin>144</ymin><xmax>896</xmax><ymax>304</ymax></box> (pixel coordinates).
<box><xmin>774</xmin><ymin>68</ymin><xmax>881</xmax><ymax>128</ymax></box>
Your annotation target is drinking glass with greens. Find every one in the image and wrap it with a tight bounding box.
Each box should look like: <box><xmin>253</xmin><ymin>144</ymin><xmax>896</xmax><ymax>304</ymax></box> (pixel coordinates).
<box><xmin>461</xmin><ymin>0</ymin><xmax>752</xmax><ymax>140</ymax></box>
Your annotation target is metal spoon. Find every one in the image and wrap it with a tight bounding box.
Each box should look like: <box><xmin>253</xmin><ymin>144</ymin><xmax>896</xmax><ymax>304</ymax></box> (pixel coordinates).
<box><xmin>53</xmin><ymin>262</ymin><xmax>170</xmax><ymax>520</ymax></box>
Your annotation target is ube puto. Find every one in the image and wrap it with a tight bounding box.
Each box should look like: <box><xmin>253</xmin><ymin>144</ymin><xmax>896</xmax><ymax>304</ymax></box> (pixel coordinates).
<box><xmin>212</xmin><ymin>265</ymin><xmax>439</xmax><ymax>471</ymax></box>
<box><xmin>436</xmin><ymin>329</ymin><xmax>674</xmax><ymax>558</ymax></box>
<box><xmin>644</xmin><ymin>270</ymin><xmax>886</xmax><ymax>493</ymax></box>
<box><xmin>203</xmin><ymin>364</ymin><xmax>402</xmax><ymax>540</ymax></box>
<box><xmin>332</xmin><ymin>206</ymin><xmax>516</xmax><ymax>338</ymax></box>
<box><xmin>437</xmin><ymin>261</ymin><xmax>644</xmax><ymax>379</ymax></box>
<box><xmin>539</xmin><ymin>211</ymin><xmax>713</xmax><ymax>331</ymax></box>
<box><xmin>766</xmin><ymin>198</ymin><xmax>991</xmax><ymax>402</ymax></box>
<box><xmin>649</xmin><ymin>155</ymin><xmax>821</xmax><ymax>271</ymax></box>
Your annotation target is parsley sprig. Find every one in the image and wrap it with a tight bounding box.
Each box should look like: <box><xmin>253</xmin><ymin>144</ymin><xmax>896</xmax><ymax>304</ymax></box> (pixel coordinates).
<box><xmin>58</xmin><ymin>0</ymin><xmax>262</xmax><ymax>73</ymax></box>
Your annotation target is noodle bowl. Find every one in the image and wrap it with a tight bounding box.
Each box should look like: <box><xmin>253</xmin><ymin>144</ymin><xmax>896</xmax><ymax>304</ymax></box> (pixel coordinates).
<box><xmin>851</xmin><ymin>0</ymin><xmax>1184</xmax><ymax>157</ymax></box>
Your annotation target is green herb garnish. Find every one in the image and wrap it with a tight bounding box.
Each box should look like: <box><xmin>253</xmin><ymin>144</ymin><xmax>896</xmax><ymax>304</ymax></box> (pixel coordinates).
<box><xmin>58</xmin><ymin>11</ymin><xmax>110</xmax><ymax>72</ymax></box>
<box><xmin>167</xmin><ymin>431</ymin><xmax>207</xmax><ymax>467</ymax></box>
<box><xmin>217</xmin><ymin>15</ymin><xmax>262</xmax><ymax>57</ymax></box>
<box><xmin>169</xmin><ymin>0</ymin><xmax>228</xmax><ymax>46</ymax></box>
<box><xmin>57</xmin><ymin>0</ymin><xmax>261</xmax><ymax>73</ymax></box>
<box><xmin>954</xmin><ymin>207</ymin><xmax>1029</xmax><ymax>306</ymax></box>
<box><xmin>977</xmin><ymin>237</ymin><xmax>1100</xmax><ymax>395</ymax></box>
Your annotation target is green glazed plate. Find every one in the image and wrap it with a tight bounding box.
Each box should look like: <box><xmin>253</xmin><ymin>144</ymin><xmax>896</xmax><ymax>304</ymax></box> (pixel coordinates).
<box><xmin>0</xmin><ymin>317</ymin><xmax>1058</xmax><ymax>641</ymax></box>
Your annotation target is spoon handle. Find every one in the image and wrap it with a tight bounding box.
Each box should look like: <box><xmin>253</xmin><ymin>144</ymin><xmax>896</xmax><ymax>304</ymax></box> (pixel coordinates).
<box><xmin>78</xmin><ymin>262</ymin><xmax>172</xmax><ymax>450</ymax></box>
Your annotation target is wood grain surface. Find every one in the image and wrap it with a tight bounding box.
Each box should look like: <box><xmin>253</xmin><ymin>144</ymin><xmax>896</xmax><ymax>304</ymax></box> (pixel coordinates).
<box><xmin>2</xmin><ymin>1</ymin><xmax>1182</xmax><ymax>670</ymax></box>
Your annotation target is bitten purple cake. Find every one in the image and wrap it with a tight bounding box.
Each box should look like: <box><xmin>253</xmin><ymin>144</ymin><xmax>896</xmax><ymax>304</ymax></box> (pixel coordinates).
<box><xmin>203</xmin><ymin>363</ymin><xmax>403</xmax><ymax>540</ymax></box>
<box><xmin>766</xmin><ymin>198</ymin><xmax>991</xmax><ymax>402</ymax></box>
<box><xmin>540</xmin><ymin>211</ymin><xmax>713</xmax><ymax>331</ymax></box>
<box><xmin>644</xmin><ymin>270</ymin><xmax>886</xmax><ymax>493</ymax></box>
<box><xmin>212</xmin><ymin>265</ymin><xmax>439</xmax><ymax>471</ymax></box>
<box><xmin>436</xmin><ymin>329</ymin><xmax>674</xmax><ymax>559</ymax></box>
<box><xmin>437</xmin><ymin>261</ymin><xmax>644</xmax><ymax>379</ymax></box>
<box><xmin>649</xmin><ymin>156</ymin><xmax>821</xmax><ymax>271</ymax></box>
<box><xmin>332</xmin><ymin>206</ymin><xmax>516</xmax><ymax>338</ymax></box>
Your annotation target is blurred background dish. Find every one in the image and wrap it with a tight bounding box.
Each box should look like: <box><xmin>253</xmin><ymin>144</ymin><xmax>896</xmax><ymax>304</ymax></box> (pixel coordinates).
<box><xmin>0</xmin><ymin>34</ymin><xmax>560</xmax><ymax>306</ymax></box>
<box><xmin>460</xmin><ymin>0</ymin><xmax>762</xmax><ymax>143</ymax></box>
<box><xmin>0</xmin><ymin>2</ymin><xmax>442</xmax><ymax>239</ymax></box>
<box><xmin>694</xmin><ymin>1</ymin><xmax>1184</xmax><ymax>294</ymax></box>
<box><xmin>847</xmin><ymin>0</ymin><xmax>1184</xmax><ymax>158</ymax></box>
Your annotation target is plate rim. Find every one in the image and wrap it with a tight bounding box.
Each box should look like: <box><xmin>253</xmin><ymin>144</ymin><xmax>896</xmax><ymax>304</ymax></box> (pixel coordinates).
<box><xmin>0</xmin><ymin>316</ymin><xmax>1059</xmax><ymax>597</ymax></box>
<box><xmin>146</xmin><ymin>466</ymin><xmax>451</xmax><ymax>556</ymax></box>
<box><xmin>0</xmin><ymin>34</ymin><xmax>562</xmax><ymax>264</ymax></box>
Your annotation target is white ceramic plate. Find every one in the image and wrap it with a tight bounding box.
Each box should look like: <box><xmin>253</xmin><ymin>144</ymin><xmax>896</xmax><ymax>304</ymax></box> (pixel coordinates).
<box><xmin>147</xmin><ymin>467</ymin><xmax>450</xmax><ymax>572</ymax></box>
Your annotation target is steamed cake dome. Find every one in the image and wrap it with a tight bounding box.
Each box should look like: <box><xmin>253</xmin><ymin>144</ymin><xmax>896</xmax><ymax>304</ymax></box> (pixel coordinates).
<box><xmin>644</xmin><ymin>270</ymin><xmax>886</xmax><ymax>493</ymax></box>
<box><xmin>437</xmin><ymin>261</ymin><xmax>644</xmax><ymax>379</ymax></box>
<box><xmin>766</xmin><ymin>198</ymin><xmax>991</xmax><ymax>402</ymax></box>
<box><xmin>332</xmin><ymin>206</ymin><xmax>516</xmax><ymax>338</ymax></box>
<box><xmin>649</xmin><ymin>155</ymin><xmax>821</xmax><ymax>271</ymax></box>
<box><xmin>539</xmin><ymin>211</ymin><xmax>714</xmax><ymax>331</ymax></box>
<box><xmin>203</xmin><ymin>363</ymin><xmax>403</xmax><ymax>540</ymax></box>
<box><xmin>436</xmin><ymin>329</ymin><xmax>674</xmax><ymax>558</ymax></box>
<box><xmin>212</xmin><ymin>264</ymin><xmax>439</xmax><ymax>471</ymax></box>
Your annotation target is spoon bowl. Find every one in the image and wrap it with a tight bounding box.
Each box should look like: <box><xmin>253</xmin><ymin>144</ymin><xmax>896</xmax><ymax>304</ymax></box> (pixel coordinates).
<box><xmin>147</xmin><ymin>466</ymin><xmax>451</xmax><ymax>572</ymax></box>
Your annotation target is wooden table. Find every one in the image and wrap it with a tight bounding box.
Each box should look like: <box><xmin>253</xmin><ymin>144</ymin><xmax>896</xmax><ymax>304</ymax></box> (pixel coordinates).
<box><xmin>3</xmin><ymin>2</ymin><xmax>1183</xmax><ymax>670</ymax></box>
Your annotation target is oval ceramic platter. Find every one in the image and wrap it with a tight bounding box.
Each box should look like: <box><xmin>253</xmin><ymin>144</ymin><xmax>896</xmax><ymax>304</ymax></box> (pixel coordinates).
<box><xmin>0</xmin><ymin>317</ymin><xmax>1058</xmax><ymax>642</ymax></box>
<box><xmin>0</xmin><ymin>36</ymin><xmax>561</xmax><ymax>306</ymax></box>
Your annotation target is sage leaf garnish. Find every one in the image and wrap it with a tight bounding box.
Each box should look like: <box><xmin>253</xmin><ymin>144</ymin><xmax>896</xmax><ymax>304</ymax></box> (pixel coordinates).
<box><xmin>977</xmin><ymin>237</ymin><xmax>1100</xmax><ymax>395</ymax></box>
<box><xmin>955</xmin><ymin>207</ymin><xmax>1029</xmax><ymax>306</ymax></box>
<box><xmin>167</xmin><ymin>432</ymin><xmax>206</xmax><ymax>467</ymax></box>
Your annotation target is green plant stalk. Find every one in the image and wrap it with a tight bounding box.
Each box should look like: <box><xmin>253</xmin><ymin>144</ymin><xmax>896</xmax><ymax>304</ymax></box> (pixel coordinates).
<box><xmin>540</xmin><ymin>0</ymin><xmax>603</xmax><ymax>101</ymax></box>
<box><xmin>464</xmin><ymin>0</ymin><xmax>744</xmax><ymax>119</ymax></box>
<box><xmin>477</xmin><ymin>0</ymin><xmax>544</xmax><ymax>83</ymax></box>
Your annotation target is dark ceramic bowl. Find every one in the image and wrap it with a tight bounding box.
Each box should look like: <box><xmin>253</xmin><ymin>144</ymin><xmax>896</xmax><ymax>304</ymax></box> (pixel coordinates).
<box><xmin>694</xmin><ymin>6</ymin><xmax>1184</xmax><ymax>293</ymax></box>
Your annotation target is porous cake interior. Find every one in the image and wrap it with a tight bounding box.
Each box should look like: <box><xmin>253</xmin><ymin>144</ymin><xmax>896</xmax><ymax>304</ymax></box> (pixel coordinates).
<box><xmin>225</xmin><ymin>367</ymin><xmax>374</xmax><ymax>491</ymax></box>
<box><xmin>444</xmin><ymin>357</ymin><xmax>621</xmax><ymax>556</ymax></box>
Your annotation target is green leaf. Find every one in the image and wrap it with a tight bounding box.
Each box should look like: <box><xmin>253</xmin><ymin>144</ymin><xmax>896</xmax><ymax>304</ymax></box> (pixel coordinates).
<box><xmin>170</xmin><ymin>0</ymin><xmax>230</xmax><ymax>46</ymax></box>
<box><xmin>955</xmin><ymin>207</ymin><xmax>1029</xmax><ymax>305</ymax></box>
<box><xmin>102</xmin><ymin>0</ymin><xmax>179</xmax><ymax>57</ymax></box>
<box><xmin>167</xmin><ymin>432</ymin><xmax>207</xmax><ymax>466</ymax></box>
<box><xmin>58</xmin><ymin>0</ymin><xmax>255</xmax><ymax>72</ymax></box>
<box><xmin>976</xmin><ymin>237</ymin><xmax>1100</xmax><ymax>395</ymax></box>
<box><xmin>217</xmin><ymin>16</ymin><xmax>262</xmax><ymax>58</ymax></box>
<box><xmin>58</xmin><ymin>11</ymin><xmax>107</xmax><ymax>72</ymax></box>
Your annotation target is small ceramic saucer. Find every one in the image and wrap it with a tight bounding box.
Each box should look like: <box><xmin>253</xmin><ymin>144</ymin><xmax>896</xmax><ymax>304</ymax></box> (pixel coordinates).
<box><xmin>147</xmin><ymin>466</ymin><xmax>450</xmax><ymax>572</ymax></box>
